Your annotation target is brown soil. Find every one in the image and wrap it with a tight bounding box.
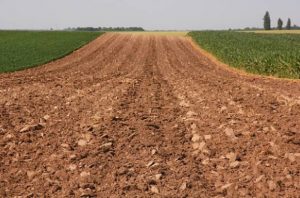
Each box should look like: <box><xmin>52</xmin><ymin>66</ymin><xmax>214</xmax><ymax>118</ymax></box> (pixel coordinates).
<box><xmin>0</xmin><ymin>33</ymin><xmax>299</xmax><ymax>197</ymax></box>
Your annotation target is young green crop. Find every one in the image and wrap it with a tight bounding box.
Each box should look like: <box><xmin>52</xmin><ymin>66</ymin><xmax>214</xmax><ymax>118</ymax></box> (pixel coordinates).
<box><xmin>189</xmin><ymin>31</ymin><xmax>300</xmax><ymax>79</ymax></box>
<box><xmin>0</xmin><ymin>31</ymin><xmax>103</xmax><ymax>72</ymax></box>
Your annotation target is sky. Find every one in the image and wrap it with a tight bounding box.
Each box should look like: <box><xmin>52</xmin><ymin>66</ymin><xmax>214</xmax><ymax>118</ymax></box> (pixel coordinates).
<box><xmin>0</xmin><ymin>0</ymin><xmax>299</xmax><ymax>30</ymax></box>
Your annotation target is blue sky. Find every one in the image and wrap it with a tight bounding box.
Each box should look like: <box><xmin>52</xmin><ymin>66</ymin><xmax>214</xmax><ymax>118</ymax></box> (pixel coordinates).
<box><xmin>0</xmin><ymin>0</ymin><xmax>299</xmax><ymax>30</ymax></box>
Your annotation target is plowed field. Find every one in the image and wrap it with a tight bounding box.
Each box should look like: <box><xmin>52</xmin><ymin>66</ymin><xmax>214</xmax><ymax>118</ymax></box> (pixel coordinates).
<box><xmin>0</xmin><ymin>33</ymin><xmax>299</xmax><ymax>197</ymax></box>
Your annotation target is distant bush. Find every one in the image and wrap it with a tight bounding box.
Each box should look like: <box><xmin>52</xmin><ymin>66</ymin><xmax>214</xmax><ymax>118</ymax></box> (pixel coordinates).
<box><xmin>66</xmin><ymin>27</ymin><xmax>145</xmax><ymax>32</ymax></box>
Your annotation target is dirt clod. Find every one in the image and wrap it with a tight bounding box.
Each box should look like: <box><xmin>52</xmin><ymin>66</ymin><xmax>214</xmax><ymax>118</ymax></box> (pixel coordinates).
<box><xmin>78</xmin><ymin>139</ymin><xmax>88</xmax><ymax>147</ymax></box>
<box><xmin>150</xmin><ymin>186</ymin><xmax>159</xmax><ymax>194</ymax></box>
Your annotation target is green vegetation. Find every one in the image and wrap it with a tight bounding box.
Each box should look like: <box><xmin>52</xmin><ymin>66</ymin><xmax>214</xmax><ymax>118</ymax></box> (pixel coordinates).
<box><xmin>0</xmin><ymin>31</ymin><xmax>103</xmax><ymax>72</ymax></box>
<box><xmin>189</xmin><ymin>31</ymin><xmax>300</xmax><ymax>79</ymax></box>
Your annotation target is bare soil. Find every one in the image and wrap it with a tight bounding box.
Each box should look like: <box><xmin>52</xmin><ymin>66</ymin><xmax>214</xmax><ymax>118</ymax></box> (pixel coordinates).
<box><xmin>0</xmin><ymin>33</ymin><xmax>299</xmax><ymax>197</ymax></box>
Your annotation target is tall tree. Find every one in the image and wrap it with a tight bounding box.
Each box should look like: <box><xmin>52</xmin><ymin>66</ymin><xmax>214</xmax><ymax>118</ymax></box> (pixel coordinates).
<box><xmin>264</xmin><ymin>11</ymin><xmax>271</xmax><ymax>30</ymax></box>
<box><xmin>286</xmin><ymin>18</ymin><xmax>292</xmax><ymax>30</ymax></box>
<box><xmin>277</xmin><ymin>18</ymin><xmax>283</xmax><ymax>30</ymax></box>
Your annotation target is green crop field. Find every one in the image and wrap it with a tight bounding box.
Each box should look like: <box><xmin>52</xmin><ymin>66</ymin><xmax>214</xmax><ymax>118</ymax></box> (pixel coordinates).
<box><xmin>0</xmin><ymin>31</ymin><xmax>103</xmax><ymax>72</ymax></box>
<box><xmin>189</xmin><ymin>31</ymin><xmax>300</xmax><ymax>79</ymax></box>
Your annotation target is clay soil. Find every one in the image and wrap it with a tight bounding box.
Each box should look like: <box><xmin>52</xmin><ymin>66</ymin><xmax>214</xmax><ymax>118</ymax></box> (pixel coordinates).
<box><xmin>0</xmin><ymin>33</ymin><xmax>299</xmax><ymax>197</ymax></box>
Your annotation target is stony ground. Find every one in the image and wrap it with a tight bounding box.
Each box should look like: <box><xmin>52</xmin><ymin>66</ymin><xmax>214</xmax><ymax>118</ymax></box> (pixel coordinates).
<box><xmin>0</xmin><ymin>33</ymin><xmax>299</xmax><ymax>197</ymax></box>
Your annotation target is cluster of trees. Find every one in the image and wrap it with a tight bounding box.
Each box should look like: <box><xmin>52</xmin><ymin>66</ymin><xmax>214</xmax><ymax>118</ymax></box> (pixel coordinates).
<box><xmin>65</xmin><ymin>27</ymin><xmax>144</xmax><ymax>32</ymax></box>
<box><xmin>264</xmin><ymin>11</ymin><xmax>294</xmax><ymax>30</ymax></box>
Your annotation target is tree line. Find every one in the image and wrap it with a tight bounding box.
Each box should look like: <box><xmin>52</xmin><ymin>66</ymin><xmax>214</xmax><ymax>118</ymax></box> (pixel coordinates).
<box><xmin>264</xmin><ymin>11</ymin><xmax>295</xmax><ymax>30</ymax></box>
<box><xmin>65</xmin><ymin>27</ymin><xmax>145</xmax><ymax>32</ymax></box>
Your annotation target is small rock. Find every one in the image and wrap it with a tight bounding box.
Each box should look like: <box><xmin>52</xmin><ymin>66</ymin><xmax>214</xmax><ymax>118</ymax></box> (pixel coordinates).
<box><xmin>20</xmin><ymin>125</ymin><xmax>32</xmax><ymax>133</ymax></box>
<box><xmin>220</xmin><ymin>106</ymin><xmax>227</xmax><ymax>112</ymax></box>
<box><xmin>146</xmin><ymin>161</ymin><xmax>155</xmax><ymax>168</ymax></box>
<box><xmin>152</xmin><ymin>163</ymin><xmax>160</xmax><ymax>168</ymax></box>
<box><xmin>202</xmin><ymin>158</ymin><xmax>210</xmax><ymax>165</ymax></box>
<box><xmin>43</xmin><ymin>115</ymin><xmax>50</xmax><ymax>120</ymax></box>
<box><xmin>92</xmin><ymin>114</ymin><xmax>102</xmax><ymax>121</ymax></box>
<box><xmin>218</xmin><ymin>124</ymin><xmax>225</xmax><ymax>129</ymax></box>
<box><xmin>27</xmin><ymin>171</ymin><xmax>36</xmax><ymax>180</ymax></box>
<box><xmin>180</xmin><ymin>182</ymin><xmax>187</xmax><ymax>191</ymax></box>
<box><xmin>269</xmin><ymin>142</ymin><xmax>275</xmax><ymax>147</ymax></box>
<box><xmin>155</xmin><ymin>174</ymin><xmax>162</xmax><ymax>180</ymax></box>
<box><xmin>69</xmin><ymin>164</ymin><xmax>77</xmax><ymax>171</ymax></box>
<box><xmin>192</xmin><ymin>134</ymin><xmax>201</xmax><ymax>142</ymax></box>
<box><xmin>270</xmin><ymin>126</ymin><xmax>276</xmax><ymax>131</ymax></box>
<box><xmin>286</xmin><ymin>175</ymin><xmax>292</xmax><ymax>179</ymax></box>
<box><xmin>78</xmin><ymin>139</ymin><xmax>87</xmax><ymax>147</ymax></box>
<box><xmin>179</xmin><ymin>101</ymin><xmax>190</xmax><ymax>107</ymax></box>
<box><xmin>285</xmin><ymin>153</ymin><xmax>296</xmax><ymax>162</ymax></box>
<box><xmin>204</xmin><ymin>135</ymin><xmax>212</xmax><ymax>140</ymax></box>
<box><xmin>80</xmin><ymin>189</ymin><xmax>96</xmax><ymax>197</ymax></box>
<box><xmin>186</xmin><ymin>111</ymin><xmax>198</xmax><ymax>118</ymax></box>
<box><xmin>198</xmin><ymin>141</ymin><xmax>206</xmax><ymax>151</ymax></box>
<box><xmin>112</xmin><ymin>116</ymin><xmax>122</xmax><ymax>121</ymax></box>
<box><xmin>83</xmin><ymin>133</ymin><xmax>92</xmax><ymax>142</ymax></box>
<box><xmin>226</xmin><ymin>152</ymin><xmax>237</xmax><ymax>162</ymax></box>
<box><xmin>69</xmin><ymin>154</ymin><xmax>77</xmax><ymax>160</ymax></box>
<box><xmin>191</xmin><ymin>123</ymin><xmax>197</xmax><ymax>130</ymax></box>
<box><xmin>80</xmin><ymin>171</ymin><xmax>90</xmax><ymax>178</ymax></box>
<box><xmin>221</xmin><ymin>183</ymin><xmax>233</xmax><ymax>190</ymax></box>
<box><xmin>268</xmin><ymin>180</ymin><xmax>276</xmax><ymax>191</ymax></box>
<box><xmin>263</xmin><ymin>127</ymin><xmax>269</xmax><ymax>132</ymax></box>
<box><xmin>242</xmin><ymin>131</ymin><xmax>251</xmax><ymax>136</ymax></box>
<box><xmin>192</xmin><ymin>150</ymin><xmax>200</xmax><ymax>155</ymax></box>
<box><xmin>238</xmin><ymin>109</ymin><xmax>244</xmax><ymax>114</ymax></box>
<box><xmin>265</xmin><ymin>163</ymin><xmax>271</xmax><ymax>167</ymax></box>
<box><xmin>268</xmin><ymin>156</ymin><xmax>278</xmax><ymax>160</ymax></box>
<box><xmin>117</xmin><ymin>167</ymin><xmax>128</xmax><ymax>175</ymax></box>
<box><xmin>61</xmin><ymin>143</ymin><xmax>70</xmax><ymax>149</ymax></box>
<box><xmin>150</xmin><ymin>186</ymin><xmax>159</xmax><ymax>194</ymax></box>
<box><xmin>224</xmin><ymin>128</ymin><xmax>237</xmax><ymax>139</ymax></box>
<box><xmin>192</xmin><ymin>143</ymin><xmax>200</xmax><ymax>150</ymax></box>
<box><xmin>151</xmin><ymin>149</ymin><xmax>157</xmax><ymax>155</ymax></box>
<box><xmin>229</xmin><ymin>100</ymin><xmax>235</xmax><ymax>105</ymax></box>
<box><xmin>5</xmin><ymin>134</ymin><xmax>13</xmax><ymax>139</ymax></box>
<box><xmin>20</xmin><ymin>124</ymin><xmax>44</xmax><ymax>133</ymax></box>
<box><xmin>100</xmin><ymin>142</ymin><xmax>113</xmax><ymax>150</ymax></box>
<box><xmin>255</xmin><ymin>175</ymin><xmax>264</xmax><ymax>183</ymax></box>
<box><xmin>230</xmin><ymin>161</ymin><xmax>240</xmax><ymax>168</ymax></box>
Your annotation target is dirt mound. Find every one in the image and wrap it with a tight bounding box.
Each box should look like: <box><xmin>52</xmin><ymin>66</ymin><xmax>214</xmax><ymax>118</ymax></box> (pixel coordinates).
<box><xmin>0</xmin><ymin>33</ymin><xmax>299</xmax><ymax>197</ymax></box>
